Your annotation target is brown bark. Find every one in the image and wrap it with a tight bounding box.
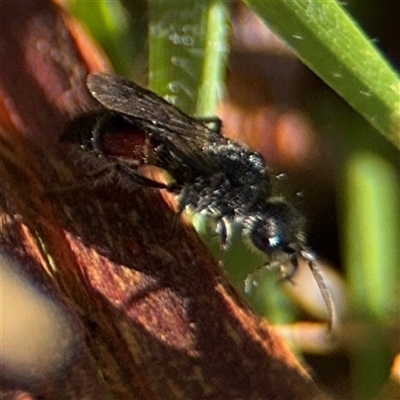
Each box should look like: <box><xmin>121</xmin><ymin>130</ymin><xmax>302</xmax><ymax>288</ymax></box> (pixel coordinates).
<box><xmin>0</xmin><ymin>1</ymin><xmax>331</xmax><ymax>399</ymax></box>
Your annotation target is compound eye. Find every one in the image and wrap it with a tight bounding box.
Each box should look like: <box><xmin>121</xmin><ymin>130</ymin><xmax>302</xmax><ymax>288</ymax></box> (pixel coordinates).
<box><xmin>268</xmin><ymin>235</ymin><xmax>282</xmax><ymax>249</ymax></box>
<box><xmin>250</xmin><ymin>228</ymin><xmax>283</xmax><ymax>254</ymax></box>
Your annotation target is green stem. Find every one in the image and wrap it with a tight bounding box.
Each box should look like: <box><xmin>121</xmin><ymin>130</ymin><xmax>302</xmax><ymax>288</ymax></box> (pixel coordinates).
<box><xmin>148</xmin><ymin>0</ymin><xmax>228</xmax><ymax>116</ymax></box>
<box><xmin>245</xmin><ymin>0</ymin><xmax>400</xmax><ymax>147</ymax></box>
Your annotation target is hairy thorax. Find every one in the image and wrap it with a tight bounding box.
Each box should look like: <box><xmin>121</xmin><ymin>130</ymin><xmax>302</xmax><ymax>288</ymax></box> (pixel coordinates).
<box><xmin>177</xmin><ymin>141</ymin><xmax>272</xmax><ymax>220</ymax></box>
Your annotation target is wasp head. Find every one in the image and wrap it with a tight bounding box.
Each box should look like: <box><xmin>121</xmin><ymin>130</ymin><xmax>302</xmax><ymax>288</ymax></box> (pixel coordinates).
<box><xmin>243</xmin><ymin>200</ymin><xmax>336</xmax><ymax>329</ymax></box>
<box><xmin>243</xmin><ymin>199</ymin><xmax>308</xmax><ymax>275</ymax></box>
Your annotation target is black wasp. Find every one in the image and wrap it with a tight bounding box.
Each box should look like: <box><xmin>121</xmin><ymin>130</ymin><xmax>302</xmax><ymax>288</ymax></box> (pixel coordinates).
<box><xmin>67</xmin><ymin>72</ymin><xmax>335</xmax><ymax>329</ymax></box>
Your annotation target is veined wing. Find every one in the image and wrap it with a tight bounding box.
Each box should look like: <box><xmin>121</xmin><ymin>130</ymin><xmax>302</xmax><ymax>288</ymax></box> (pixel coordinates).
<box><xmin>87</xmin><ymin>73</ymin><xmax>224</xmax><ymax>175</ymax></box>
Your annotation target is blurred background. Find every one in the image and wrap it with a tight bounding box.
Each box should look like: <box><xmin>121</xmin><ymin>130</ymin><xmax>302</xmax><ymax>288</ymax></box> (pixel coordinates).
<box><xmin>64</xmin><ymin>1</ymin><xmax>399</xmax><ymax>399</ymax></box>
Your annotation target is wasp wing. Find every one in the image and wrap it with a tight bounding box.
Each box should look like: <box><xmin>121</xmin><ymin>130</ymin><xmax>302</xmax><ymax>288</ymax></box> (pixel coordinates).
<box><xmin>87</xmin><ymin>73</ymin><xmax>224</xmax><ymax>176</ymax></box>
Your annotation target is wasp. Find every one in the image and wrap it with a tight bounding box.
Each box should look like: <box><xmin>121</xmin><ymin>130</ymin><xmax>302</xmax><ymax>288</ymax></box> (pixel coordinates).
<box><xmin>63</xmin><ymin>73</ymin><xmax>335</xmax><ymax>329</ymax></box>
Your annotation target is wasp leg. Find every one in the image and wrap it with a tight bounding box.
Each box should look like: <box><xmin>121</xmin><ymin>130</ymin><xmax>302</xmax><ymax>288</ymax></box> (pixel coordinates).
<box><xmin>277</xmin><ymin>251</ymin><xmax>298</xmax><ymax>285</ymax></box>
<box><xmin>115</xmin><ymin>163</ymin><xmax>167</xmax><ymax>189</ymax></box>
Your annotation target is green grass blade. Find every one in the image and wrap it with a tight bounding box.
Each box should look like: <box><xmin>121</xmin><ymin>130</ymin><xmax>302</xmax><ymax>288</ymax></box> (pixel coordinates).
<box><xmin>67</xmin><ymin>0</ymin><xmax>134</xmax><ymax>74</ymax></box>
<box><xmin>148</xmin><ymin>0</ymin><xmax>228</xmax><ymax>116</ymax></box>
<box><xmin>245</xmin><ymin>0</ymin><xmax>400</xmax><ymax>147</ymax></box>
